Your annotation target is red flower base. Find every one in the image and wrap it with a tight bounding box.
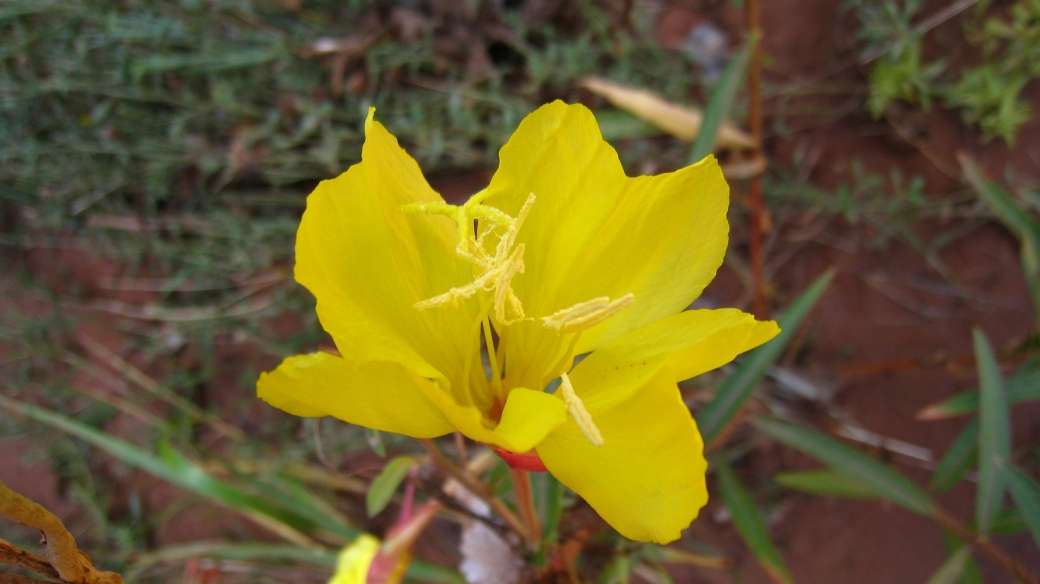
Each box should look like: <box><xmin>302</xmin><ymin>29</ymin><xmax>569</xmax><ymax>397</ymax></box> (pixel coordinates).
<box><xmin>491</xmin><ymin>446</ymin><xmax>548</xmax><ymax>472</ymax></box>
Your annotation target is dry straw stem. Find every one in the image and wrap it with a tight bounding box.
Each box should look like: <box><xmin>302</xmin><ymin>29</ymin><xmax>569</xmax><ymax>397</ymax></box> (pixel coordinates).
<box><xmin>0</xmin><ymin>479</ymin><xmax>124</xmax><ymax>584</ymax></box>
<box><xmin>579</xmin><ymin>78</ymin><xmax>756</xmax><ymax>150</ymax></box>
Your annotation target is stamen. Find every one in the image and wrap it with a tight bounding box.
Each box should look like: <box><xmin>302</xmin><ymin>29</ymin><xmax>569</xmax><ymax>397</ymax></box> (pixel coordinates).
<box><xmin>492</xmin><ymin>244</ymin><xmax>526</xmax><ymax>324</ymax></box>
<box><xmin>558</xmin><ymin>372</ymin><xmax>603</xmax><ymax>447</ymax></box>
<box><xmin>542</xmin><ymin>293</ymin><xmax>635</xmax><ymax>333</ymax></box>
<box><xmin>409</xmin><ymin>192</ymin><xmax>536</xmax><ymax>325</ymax></box>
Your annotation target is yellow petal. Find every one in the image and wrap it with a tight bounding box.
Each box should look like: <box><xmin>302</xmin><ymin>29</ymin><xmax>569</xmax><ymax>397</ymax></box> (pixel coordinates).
<box><xmin>257</xmin><ymin>352</ymin><xmax>455</xmax><ymax>439</ymax></box>
<box><xmin>417</xmin><ymin>385</ymin><xmax>567</xmax><ymax>453</ymax></box>
<box><xmin>295</xmin><ymin>108</ymin><xmax>479</xmax><ymax>389</ymax></box>
<box><xmin>328</xmin><ymin>534</ymin><xmax>380</xmax><ymax>584</ymax></box>
<box><xmin>576</xmin><ymin>309</ymin><xmax>780</xmax><ymax>402</ymax></box>
<box><xmin>482</xmin><ymin>101</ymin><xmax>730</xmax><ymax>389</ymax></box>
<box><xmin>536</xmin><ymin>366</ymin><xmax>707</xmax><ymax>543</ymax></box>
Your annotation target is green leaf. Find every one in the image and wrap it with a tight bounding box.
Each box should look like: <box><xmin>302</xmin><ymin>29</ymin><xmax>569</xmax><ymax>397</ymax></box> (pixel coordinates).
<box><xmin>774</xmin><ymin>470</ymin><xmax>878</xmax><ymax>499</ymax></box>
<box><xmin>1003</xmin><ymin>464</ymin><xmax>1040</xmax><ymax>549</ymax></box>
<box><xmin>229</xmin><ymin>469</ymin><xmax>356</xmax><ymax>541</ymax></box>
<box><xmin>973</xmin><ymin>329</ymin><xmax>1010</xmax><ymax>536</ymax></box>
<box><xmin>366</xmin><ymin>455</ymin><xmax>418</xmax><ymax>517</ymax></box>
<box><xmin>0</xmin><ymin>394</ymin><xmax>341</xmax><ymax>543</ymax></box>
<box><xmin>753</xmin><ymin>418</ymin><xmax>937</xmax><ymax>516</ymax></box>
<box><xmin>929</xmin><ymin>418</ymin><xmax>979</xmax><ymax>493</ymax></box>
<box><xmin>697</xmin><ymin>271</ymin><xmax>834</xmax><ymax>445</ymax></box>
<box><xmin>988</xmin><ymin>507</ymin><xmax>1028</xmax><ymax>534</ymax></box>
<box><xmin>405</xmin><ymin>560</ymin><xmax>467</xmax><ymax>584</ymax></box>
<box><xmin>716</xmin><ymin>461</ymin><xmax>794</xmax><ymax>584</ymax></box>
<box><xmin>918</xmin><ymin>359</ymin><xmax>1040</xmax><ymax>419</ymax></box>
<box><xmin>940</xmin><ymin>532</ymin><xmax>982</xmax><ymax>584</ymax></box>
<box><xmin>689</xmin><ymin>38</ymin><xmax>757</xmax><ymax>163</ymax></box>
<box><xmin>924</xmin><ymin>547</ymin><xmax>971</xmax><ymax>584</ymax></box>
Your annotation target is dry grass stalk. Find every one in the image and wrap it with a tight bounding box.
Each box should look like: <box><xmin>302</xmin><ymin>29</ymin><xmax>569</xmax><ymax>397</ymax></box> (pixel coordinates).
<box><xmin>580</xmin><ymin>77</ymin><xmax>756</xmax><ymax>150</ymax></box>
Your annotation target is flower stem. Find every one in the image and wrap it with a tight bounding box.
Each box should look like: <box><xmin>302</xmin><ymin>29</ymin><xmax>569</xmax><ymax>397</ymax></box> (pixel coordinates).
<box><xmin>418</xmin><ymin>439</ymin><xmax>531</xmax><ymax>544</ymax></box>
<box><xmin>509</xmin><ymin>466</ymin><xmax>542</xmax><ymax>547</ymax></box>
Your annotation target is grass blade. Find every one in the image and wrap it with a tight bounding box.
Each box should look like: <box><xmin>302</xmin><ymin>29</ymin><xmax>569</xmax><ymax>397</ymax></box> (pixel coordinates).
<box><xmin>229</xmin><ymin>469</ymin><xmax>357</xmax><ymax>541</ymax></box>
<box><xmin>753</xmin><ymin>418</ymin><xmax>937</xmax><ymax>516</ymax></box>
<box><xmin>959</xmin><ymin>153</ymin><xmax>1040</xmax><ymax>242</ymax></box>
<box><xmin>1020</xmin><ymin>234</ymin><xmax>1040</xmax><ymax>318</ymax></box>
<box><xmin>925</xmin><ymin>547</ymin><xmax>971</xmax><ymax>584</ymax></box>
<box><xmin>929</xmin><ymin>418</ymin><xmax>979</xmax><ymax>493</ymax></box>
<box><xmin>689</xmin><ymin>38</ymin><xmax>757</xmax><ymax>163</ymax></box>
<box><xmin>0</xmin><ymin>394</ymin><xmax>332</xmax><ymax>545</ymax></box>
<box><xmin>973</xmin><ymin>329</ymin><xmax>1010</xmax><ymax>536</ymax></box>
<box><xmin>716</xmin><ymin>461</ymin><xmax>794</xmax><ymax>584</ymax></box>
<box><xmin>1003</xmin><ymin>465</ymin><xmax>1040</xmax><ymax>549</ymax></box>
<box><xmin>961</xmin><ymin>154</ymin><xmax>1040</xmax><ymax>317</ymax></box>
<box><xmin>774</xmin><ymin>470</ymin><xmax>878</xmax><ymax>499</ymax></box>
<box><xmin>941</xmin><ymin>532</ymin><xmax>983</xmax><ymax>584</ymax></box>
<box><xmin>698</xmin><ymin>271</ymin><xmax>834</xmax><ymax>445</ymax></box>
<box><xmin>988</xmin><ymin>507</ymin><xmax>1028</xmax><ymax>535</ymax></box>
<box><xmin>918</xmin><ymin>359</ymin><xmax>1040</xmax><ymax>420</ymax></box>
<box><xmin>366</xmin><ymin>455</ymin><xmax>418</xmax><ymax>517</ymax></box>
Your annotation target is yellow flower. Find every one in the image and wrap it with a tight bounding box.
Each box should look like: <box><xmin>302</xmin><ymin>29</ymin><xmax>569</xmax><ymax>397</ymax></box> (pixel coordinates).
<box><xmin>328</xmin><ymin>534</ymin><xmax>380</xmax><ymax>584</ymax></box>
<box><xmin>258</xmin><ymin>101</ymin><xmax>779</xmax><ymax>544</ymax></box>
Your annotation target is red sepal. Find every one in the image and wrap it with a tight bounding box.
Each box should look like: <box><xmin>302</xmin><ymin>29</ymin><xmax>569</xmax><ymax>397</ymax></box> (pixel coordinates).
<box><xmin>491</xmin><ymin>446</ymin><xmax>548</xmax><ymax>472</ymax></box>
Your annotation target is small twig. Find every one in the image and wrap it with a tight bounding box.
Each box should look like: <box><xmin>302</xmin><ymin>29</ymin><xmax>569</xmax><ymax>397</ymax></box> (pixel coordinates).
<box><xmin>418</xmin><ymin>439</ymin><xmax>530</xmax><ymax>543</ymax></box>
<box><xmin>0</xmin><ymin>538</ymin><xmax>58</xmax><ymax>580</ymax></box>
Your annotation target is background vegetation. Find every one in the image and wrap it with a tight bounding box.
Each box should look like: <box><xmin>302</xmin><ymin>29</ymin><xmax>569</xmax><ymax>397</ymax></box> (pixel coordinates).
<box><xmin>1</xmin><ymin>0</ymin><xmax>1039</xmax><ymax>583</ymax></box>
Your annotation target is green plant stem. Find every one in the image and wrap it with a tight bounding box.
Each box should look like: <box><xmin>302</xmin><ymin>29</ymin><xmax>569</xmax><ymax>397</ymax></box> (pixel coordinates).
<box><xmin>417</xmin><ymin>439</ymin><xmax>530</xmax><ymax>544</ymax></box>
<box><xmin>509</xmin><ymin>467</ymin><xmax>541</xmax><ymax>547</ymax></box>
<box><xmin>933</xmin><ymin>510</ymin><xmax>1040</xmax><ymax>584</ymax></box>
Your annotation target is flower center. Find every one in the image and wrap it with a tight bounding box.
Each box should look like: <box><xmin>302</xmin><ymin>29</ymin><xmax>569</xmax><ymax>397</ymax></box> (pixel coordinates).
<box><xmin>403</xmin><ymin>191</ymin><xmax>534</xmax><ymax>325</ymax></box>
<box><xmin>403</xmin><ymin>191</ymin><xmax>628</xmax><ymax>448</ymax></box>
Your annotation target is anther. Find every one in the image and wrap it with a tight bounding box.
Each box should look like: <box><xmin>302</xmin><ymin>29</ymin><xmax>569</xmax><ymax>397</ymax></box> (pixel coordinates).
<box><xmin>542</xmin><ymin>293</ymin><xmax>635</xmax><ymax>333</ymax></box>
<box><xmin>558</xmin><ymin>372</ymin><xmax>603</xmax><ymax>447</ymax></box>
<box><xmin>410</xmin><ymin>192</ymin><xmax>536</xmax><ymax>325</ymax></box>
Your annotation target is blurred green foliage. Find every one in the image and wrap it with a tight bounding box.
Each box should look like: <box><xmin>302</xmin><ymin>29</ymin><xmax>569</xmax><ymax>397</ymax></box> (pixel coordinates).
<box><xmin>847</xmin><ymin>0</ymin><xmax>1040</xmax><ymax>143</ymax></box>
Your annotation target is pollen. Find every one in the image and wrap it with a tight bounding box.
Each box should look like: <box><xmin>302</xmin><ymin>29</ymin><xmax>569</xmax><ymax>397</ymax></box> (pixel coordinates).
<box><xmin>542</xmin><ymin>293</ymin><xmax>635</xmax><ymax>334</ymax></box>
<box><xmin>405</xmin><ymin>192</ymin><xmax>536</xmax><ymax>325</ymax></box>
<box><xmin>558</xmin><ymin>372</ymin><xmax>603</xmax><ymax>447</ymax></box>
